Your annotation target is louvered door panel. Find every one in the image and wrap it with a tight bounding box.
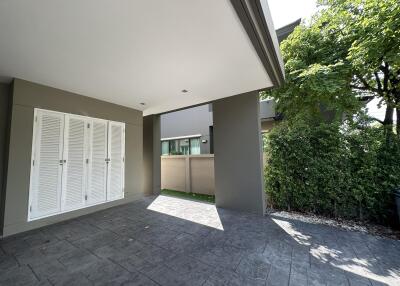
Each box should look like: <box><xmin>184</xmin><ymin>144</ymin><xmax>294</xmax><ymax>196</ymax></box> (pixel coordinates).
<box><xmin>107</xmin><ymin>122</ymin><xmax>125</xmax><ymax>200</ymax></box>
<box><xmin>29</xmin><ymin>109</ymin><xmax>126</xmax><ymax>221</ymax></box>
<box><xmin>29</xmin><ymin>110</ymin><xmax>64</xmax><ymax>220</ymax></box>
<box><xmin>61</xmin><ymin>115</ymin><xmax>87</xmax><ymax>211</ymax></box>
<box><xmin>87</xmin><ymin>119</ymin><xmax>108</xmax><ymax>205</ymax></box>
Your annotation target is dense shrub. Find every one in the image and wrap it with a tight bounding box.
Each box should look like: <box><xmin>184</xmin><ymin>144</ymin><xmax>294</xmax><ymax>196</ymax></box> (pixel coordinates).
<box><xmin>264</xmin><ymin>120</ymin><xmax>400</xmax><ymax>225</ymax></box>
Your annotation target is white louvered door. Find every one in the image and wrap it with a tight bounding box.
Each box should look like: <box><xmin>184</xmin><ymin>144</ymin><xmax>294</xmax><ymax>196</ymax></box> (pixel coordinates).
<box><xmin>61</xmin><ymin>115</ymin><xmax>88</xmax><ymax>211</ymax></box>
<box><xmin>29</xmin><ymin>108</ymin><xmax>126</xmax><ymax>221</ymax></box>
<box><xmin>87</xmin><ymin>118</ymin><xmax>108</xmax><ymax>205</ymax></box>
<box><xmin>29</xmin><ymin>110</ymin><xmax>64</xmax><ymax>220</ymax></box>
<box><xmin>107</xmin><ymin>122</ymin><xmax>125</xmax><ymax>201</ymax></box>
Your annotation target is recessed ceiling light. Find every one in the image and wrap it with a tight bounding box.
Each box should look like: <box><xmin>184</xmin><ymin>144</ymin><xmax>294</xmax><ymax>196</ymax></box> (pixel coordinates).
<box><xmin>181</xmin><ymin>89</ymin><xmax>188</xmax><ymax>93</ymax></box>
<box><xmin>140</xmin><ymin>102</ymin><xmax>146</xmax><ymax>106</ymax></box>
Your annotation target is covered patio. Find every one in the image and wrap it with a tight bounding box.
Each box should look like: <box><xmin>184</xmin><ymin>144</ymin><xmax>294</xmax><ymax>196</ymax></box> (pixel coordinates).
<box><xmin>1</xmin><ymin>195</ymin><xmax>399</xmax><ymax>286</ymax></box>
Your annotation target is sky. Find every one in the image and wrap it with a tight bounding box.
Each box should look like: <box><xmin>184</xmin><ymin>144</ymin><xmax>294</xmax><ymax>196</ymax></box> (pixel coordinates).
<box><xmin>268</xmin><ymin>0</ymin><xmax>317</xmax><ymax>29</ymax></box>
<box><xmin>267</xmin><ymin>0</ymin><xmax>390</xmax><ymax>121</ymax></box>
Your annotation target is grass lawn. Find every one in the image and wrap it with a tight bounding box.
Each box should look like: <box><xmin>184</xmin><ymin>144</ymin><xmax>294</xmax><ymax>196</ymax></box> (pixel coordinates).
<box><xmin>160</xmin><ymin>189</ymin><xmax>215</xmax><ymax>203</ymax></box>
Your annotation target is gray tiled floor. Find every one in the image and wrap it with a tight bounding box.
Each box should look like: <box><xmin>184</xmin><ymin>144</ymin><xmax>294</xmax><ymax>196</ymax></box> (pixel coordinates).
<box><xmin>1</xmin><ymin>195</ymin><xmax>399</xmax><ymax>286</ymax></box>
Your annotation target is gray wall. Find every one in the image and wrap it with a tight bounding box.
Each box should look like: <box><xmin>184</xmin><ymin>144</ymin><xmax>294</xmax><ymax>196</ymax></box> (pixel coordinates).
<box><xmin>213</xmin><ymin>91</ymin><xmax>265</xmax><ymax>215</ymax></box>
<box><xmin>161</xmin><ymin>104</ymin><xmax>213</xmax><ymax>154</ymax></box>
<box><xmin>0</xmin><ymin>82</ymin><xmax>12</xmax><ymax>235</ymax></box>
<box><xmin>2</xmin><ymin>79</ymin><xmax>144</xmax><ymax>236</ymax></box>
<box><xmin>143</xmin><ymin>115</ymin><xmax>161</xmax><ymax>195</ymax></box>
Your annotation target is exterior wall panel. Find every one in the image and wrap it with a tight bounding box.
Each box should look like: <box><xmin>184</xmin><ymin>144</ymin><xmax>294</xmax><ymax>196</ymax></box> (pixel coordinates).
<box><xmin>2</xmin><ymin>79</ymin><xmax>143</xmax><ymax>236</ymax></box>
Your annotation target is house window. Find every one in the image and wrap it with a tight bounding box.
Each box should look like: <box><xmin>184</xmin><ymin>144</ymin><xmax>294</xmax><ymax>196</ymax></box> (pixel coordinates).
<box><xmin>161</xmin><ymin>136</ymin><xmax>201</xmax><ymax>155</ymax></box>
<box><xmin>161</xmin><ymin>141</ymin><xmax>169</xmax><ymax>155</ymax></box>
<box><xmin>169</xmin><ymin>140</ymin><xmax>179</xmax><ymax>155</ymax></box>
<box><xmin>179</xmin><ymin>139</ymin><xmax>190</xmax><ymax>155</ymax></box>
<box><xmin>190</xmin><ymin>138</ymin><xmax>200</xmax><ymax>155</ymax></box>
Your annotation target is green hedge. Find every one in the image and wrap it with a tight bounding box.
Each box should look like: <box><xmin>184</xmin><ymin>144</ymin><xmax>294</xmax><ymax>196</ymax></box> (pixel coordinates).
<box><xmin>264</xmin><ymin>120</ymin><xmax>400</xmax><ymax>225</ymax></box>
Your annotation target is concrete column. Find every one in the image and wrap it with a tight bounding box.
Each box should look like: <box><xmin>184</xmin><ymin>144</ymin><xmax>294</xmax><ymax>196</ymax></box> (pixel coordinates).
<box><xmin>213</xmin><ymin>91</ymin><xmax>265</xmax><ymax>215</ymax></box>
<box><xmin>143</xmin><ymin>115</ymin><xmax>161</xmax><ymax>195</ymax></box>
<box><xmin>0</xmin><ymin>83</ymin><xmax>12</xmax><ymax>235</ymax></box>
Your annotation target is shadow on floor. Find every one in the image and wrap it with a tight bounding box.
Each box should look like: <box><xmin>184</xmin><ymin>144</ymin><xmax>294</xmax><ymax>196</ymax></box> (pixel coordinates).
<box><xmin>0</xmin><ymin>195</ymin><xmax>399</xmax><ymax>285</ymax></box>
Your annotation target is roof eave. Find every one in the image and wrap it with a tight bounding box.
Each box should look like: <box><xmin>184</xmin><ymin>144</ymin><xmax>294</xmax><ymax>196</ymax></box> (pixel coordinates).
<box><xmin>230</xmin><ymin>0</ymin><xmax>285</xmax><ymax>87</ymax></box>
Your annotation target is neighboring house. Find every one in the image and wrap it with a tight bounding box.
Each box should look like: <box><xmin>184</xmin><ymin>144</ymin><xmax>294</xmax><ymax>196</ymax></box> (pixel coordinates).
<box><xmin>0</xmin><ymin>0</ymin><xmax>284</xmax><ymax>236</ymax></box>
<box><xmin>161</xmin><ymin>99</ymin><xmax>276</xmax><ymax>155</ymax></box>
<box><xmin>260</xmin><ymin>99</ymin><xmax>278</xmax><ymax>132</ymax></box>
<box><xmin>276</xmin><ymin>19</ymin><xmax>302</xmax><ymax>42</ymax></box>
<box><xmin>161</xmin><ymin>104</ymin><xmax>214</xmax><ymax>155</ymax></box>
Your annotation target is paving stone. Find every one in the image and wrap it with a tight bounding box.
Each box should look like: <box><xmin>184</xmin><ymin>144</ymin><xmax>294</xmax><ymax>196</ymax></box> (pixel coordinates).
<box><xmin>145</xmin><ymin>264</ymin><xmax>191</xmax><ymax>286</ymax></box>
<box><xmin>266</xmin><ymin>264</ymin><xmax>290</xmax><ymax>286</ymax></box>
<box><xmin>40</xmin><ymin>239</ymin><xmax>77</xmax><ymax>259</ymax></box>
<box><xmin>166</xmin><ymin>253</ymin><xmax>214</xmax><ymax>284</ymax></box>
<box><xmin>135</xmin><ymin>226</ymin><xmax>180</xmax><ymax>247</ymax></box>
<box><xmin>205</xmin><ymin>267</ymin><xmax>265</xmax><ymax>286</ymax></box>
<box><xmin>29</xmin><ymin>259</ymin><xmax>69</xmax><ymax>280</ymax></box>
<box><xmin>289</xmin><ymin>268</ymin><xmax>308</xmax><ymax>286</ymax></box>
<box><xmin>0</xmin><ymin>195</ymin><xmax>399</xmax><ymax>286</ymax></box>
<box><xmin>58</xmin><ymin>248</ymin><xmax>100</xmax><ymax>272</ymax></box>
<box><xmin>195</xmin><ymin>245</ymin><xmax>244</xmax><ymax>271</ymax></box>
<box><xmin>15</xmin><ymin>244</ymin><xmax>47</xmax><ymax>265</ymax></box>
<box><xmin>307</xmin><ymin>269</ymin><xmax>327</xmax><ymax>286</ymax></box>
<box><xmin>70</xmin><ymin>230</ymin><xmax>119</xmax><ymax>251</ymax></box>
<box><xmin>82</xmin><ymin>259</ymin><xmax>131</xmax><ymax>284</ymax></box>
<box><xmin>163</xmin><ymin>232</ymin><xmax>200</xmax><ymax>253</ymax></box>
<box><xmin>47</xmin><ymin>271</ymin><xmax>93</xmax><ymax>286</ymax></box>
<box><xmin>0</xmin><ymin>265</ymin><xmax>39</xmax><ymax>285</ymax></box>
<box><xmin>115</xmin><ymin>271</ymin><xmax>159</xmax><ymax>286</ymax></box>
<box><xmin>0</xmin><ymin>254</ymin><xmax>19</xmax><ymax>271</ymax></box>
<box><xmin>235</xmin><ymin>253</ymin><xmax>271</xmax><ymax>280</ymax></box>
<box><xmin>229</xmin><ymin>275</ymin><xmax>266</xmax><ymax>286</ymax></box>
<box><xmin>135</xmin><ymin>244</ymin><xmax>175</xmax><ymax>265</ymax></box>
<box><xmin>116</xmin><ymin>254</ymin><xmax>155</xmax><ymax>274</ymax></box>
<box><xmin>92</xmin><ymin>238</ymin><xmax>145</xmax><ymax>261</ymax></box>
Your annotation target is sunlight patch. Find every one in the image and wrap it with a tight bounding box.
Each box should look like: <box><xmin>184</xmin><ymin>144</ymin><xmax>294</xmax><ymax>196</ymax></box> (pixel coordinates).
<box><xmin>271</xmin><ymin>218</ymin><xmax>400</xmax><ymax>285</ymax></box>
<box><xmin>272</xmin><ymin>218</ymin><xmax>312</xmax><ymax>246</ymax></box>
<box><xmin>147</xmin><ymin>195</ymin><xmax>224</xmax><ymax>230</ymax></box>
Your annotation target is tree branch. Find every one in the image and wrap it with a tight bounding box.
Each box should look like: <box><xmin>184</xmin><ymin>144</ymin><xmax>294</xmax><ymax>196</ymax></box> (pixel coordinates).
<box><xmin>355</xmin><ymin>74</ymin><xmax>372</xmax><ymax>89</ymax></box>
<box><xmin>370</xmin><ymin>117</ymin><xmax>384</xmax><ymax>124</ymax></box>
<box><xmin>380</xmin><ymin>62</ymin><xmax>389</xmax><ymax>92</ymax></box>
<box><xmin>349</xmin><ymin>84</ymin><xmax>379</xmax><ymax>93</ymax></box>
<box><xmin>374</xmin><ymin>72</ymin><xmax>383</xmax><ymax>93</ymax></box>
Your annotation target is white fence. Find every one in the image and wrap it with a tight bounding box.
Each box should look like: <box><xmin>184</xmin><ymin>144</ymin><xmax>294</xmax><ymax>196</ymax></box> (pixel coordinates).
<box><xmin>161</xmin><ymin>155</ymin><xmax>215</xmax><ymax>195</ymax></box>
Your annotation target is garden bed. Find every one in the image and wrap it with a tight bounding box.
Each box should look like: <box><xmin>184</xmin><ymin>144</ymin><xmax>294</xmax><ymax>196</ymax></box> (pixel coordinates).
<box><xmin>268</xmin><ymin>208</ymin><xmax>400</xmax><ymax>240</ymax></box>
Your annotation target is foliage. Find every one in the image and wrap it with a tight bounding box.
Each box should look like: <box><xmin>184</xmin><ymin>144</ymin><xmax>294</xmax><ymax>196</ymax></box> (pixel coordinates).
<box><xmin>263</xmin><ymin>0</ymin><xmax>400</xmax><ymax>132</ymax></box>
<box><xmin>264</xmin><ymin>117</ymin><xmax>400</xmax><ymax>224</ymax></box>
<box><xmin>262</xmin><ymin>0</ymin><xmax>400</xmax><ymax>226</ymax></box>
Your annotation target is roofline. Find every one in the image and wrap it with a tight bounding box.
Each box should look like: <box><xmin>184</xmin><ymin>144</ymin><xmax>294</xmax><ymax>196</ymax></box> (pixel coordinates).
<box><xmin>230</xmin><ymin>0</ymin><xmax>285</xmax><ymax>87</ymax></box>
<box><xmin>276</xmin><ymin>18</ymin><xmax>301</xmax><ymax>43</ymax></box>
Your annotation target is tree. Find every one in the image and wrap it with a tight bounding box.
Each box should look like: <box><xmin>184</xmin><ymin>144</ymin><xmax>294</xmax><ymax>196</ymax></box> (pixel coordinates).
<box><xmin>266</xmin><ymin>0</ymin><xmax>400</xmax><ymax>134</ymax></box>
